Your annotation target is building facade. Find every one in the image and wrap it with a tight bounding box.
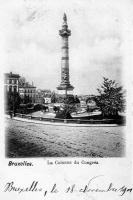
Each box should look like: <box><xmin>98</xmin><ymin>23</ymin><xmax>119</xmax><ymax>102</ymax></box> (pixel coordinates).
<box><xmin>4</xmin><ymin>72</ymin><xmax>20</xmax><ymax>93</ymax></box>
<box><xmin>19</xmin><ymin>78</ymin><xmax>36</xmax><ymax>103</ymax></box>
<box><xmin>4</xmin><ymin>72</ymin><xmax>20</xmax><ymax>112</ymax></box>
<box><xmin>35</xmin><ymin>89</ymin><xmax>44</xmax><ymax>104</ymax></box>
<box><xmin>35</xmin><ymin>89</ymin><xmax>52</xmax><ymax>104</ymax></box>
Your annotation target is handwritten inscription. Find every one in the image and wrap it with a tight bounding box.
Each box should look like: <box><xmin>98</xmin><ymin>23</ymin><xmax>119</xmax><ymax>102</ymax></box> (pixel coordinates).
<box><xmin>4</xmin><ymin>176</ymin><xmax>132</xmax><ymax>198</ymax></box>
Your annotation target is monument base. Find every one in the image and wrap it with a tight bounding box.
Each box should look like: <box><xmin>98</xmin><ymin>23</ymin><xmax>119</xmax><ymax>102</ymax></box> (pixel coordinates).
<box><xmin>57</xmin><ymin>83</ymin><xmax>74</xmax><ymax>96</ymax></box>
<box><xmin>56</xmin><ymin>89</ymin><xmax>75</xmax><ymax>104</ymax></box>
<box><xmin>57</xmin><ymin>89</ymin><xmax>73</xmax><ymax>96</ymax></box>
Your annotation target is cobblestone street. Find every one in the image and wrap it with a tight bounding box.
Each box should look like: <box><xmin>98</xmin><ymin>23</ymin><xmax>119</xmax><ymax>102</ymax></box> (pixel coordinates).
<box><xmin>5</xmin><ymin>119</ymin><xmax>125</xmax><ymax>158</ymax></box>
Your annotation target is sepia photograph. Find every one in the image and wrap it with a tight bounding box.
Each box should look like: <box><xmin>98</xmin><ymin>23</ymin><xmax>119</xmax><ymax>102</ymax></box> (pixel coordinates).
<box><xmin>4</xmin><ymin>0</ymin><xmax>126</xmax><ymax>158</ymax></box>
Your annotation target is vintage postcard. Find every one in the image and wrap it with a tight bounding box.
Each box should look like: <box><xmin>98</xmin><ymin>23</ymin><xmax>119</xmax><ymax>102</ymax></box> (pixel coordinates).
<box><xmin>0</xmin><ymin>0</ymin><xmax>132</xmax><ymax>199</ymax></box>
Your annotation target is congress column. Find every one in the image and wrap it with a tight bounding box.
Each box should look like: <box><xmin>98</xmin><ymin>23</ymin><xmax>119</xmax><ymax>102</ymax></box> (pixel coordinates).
<box><xmin>57</xmin><ymin>13</ymin><xmax>74</xmax><ymax>95</ymax></box>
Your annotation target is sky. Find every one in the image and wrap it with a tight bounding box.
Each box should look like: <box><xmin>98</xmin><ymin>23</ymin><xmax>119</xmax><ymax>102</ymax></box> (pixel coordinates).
<box><xmin>1</xmin><ymin>0</ymin><xmax>132</xmax><ymax>95</ymax></box>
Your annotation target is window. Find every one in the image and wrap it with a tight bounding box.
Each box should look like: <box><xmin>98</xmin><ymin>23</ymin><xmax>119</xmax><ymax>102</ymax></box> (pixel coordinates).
<box><xmin>6</xmin><ymin>86</ymin><xmax>9</xmax><ymax>92</ymax></box>
<box><xmin>9</xmin><ymin>86</ymin><xmax>12</xmax><ymax>92</ymax></box>
<box><xmin>14</xmin><ymin>86</ymin><xmax>17</xmax><ymax>93</ymax></box>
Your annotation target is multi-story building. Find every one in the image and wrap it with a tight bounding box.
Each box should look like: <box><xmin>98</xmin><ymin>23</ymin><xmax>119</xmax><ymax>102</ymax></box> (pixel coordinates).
<box><xmin>4</xmin><ymin>72</ymin><xmax>53</xmax><ymax>106</ymax></box>
<box><xmin>35</xmin><ymin>89</ymin><xmax>52</xmax><ymax>104</ymax></box>
<box><xmin>4</xmin><ymin>72</ymin><xmax>20</xmax><ymax>93</ymax></box>
<box><xmin>35</xmin><ymin>89</ymin><xmax>44</xmax><ymax>104</ymax></box>
<box><xmin>4</xmin><ymin>72</ymin><xmax>37</xmax><ymax>112</ymax></box>
<box><xmin>4</xmin><ymin>72</ymin><xmax>20</xmax><ymax>112</ymax></box>
<box><xmin>19</xmin><ymin>77</ymin><xmax>36</xmax><ymax>103</ymax></box>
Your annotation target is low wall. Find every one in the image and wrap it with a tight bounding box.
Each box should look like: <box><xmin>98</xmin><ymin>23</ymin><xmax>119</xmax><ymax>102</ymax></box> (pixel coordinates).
<box><xmin>10</xmin><ymin>113</ymin><xmax>119</xmax><ymax>124</ymax></box>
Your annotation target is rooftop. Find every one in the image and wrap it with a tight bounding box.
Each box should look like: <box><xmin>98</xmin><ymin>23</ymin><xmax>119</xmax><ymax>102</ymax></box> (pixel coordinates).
<box><xmin>19</xmin><ymin>77</ymin><xmax>36</xmax><ymax>88</ymax></box>
<box><xmin>4</xmin><ymin>72</ymin><xmax>20</xmax><ymax>78</ymax></box>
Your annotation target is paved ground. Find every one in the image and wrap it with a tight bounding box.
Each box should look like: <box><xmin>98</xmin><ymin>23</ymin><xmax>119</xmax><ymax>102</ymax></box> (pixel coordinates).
<box><xmin>5</xmin><ymin>118</ymin><xmax>125</xmax><ymax>158</ymax></box>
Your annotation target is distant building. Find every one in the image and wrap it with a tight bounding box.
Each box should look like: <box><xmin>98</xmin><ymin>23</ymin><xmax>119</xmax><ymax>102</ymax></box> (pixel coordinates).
<box><xmin>19</xmin><ymin>77</ymin><xmax>36</xmax><ymax>103</ymax></box>
<box><xmin>4</xmin><ymin>72</ymin><xmax>20</xmax><ymax>112</ymax></box>
<box><xmin>41</xmin><ymin>90</ymin><xmax>52</xmax><ymax>98</ymax></box>
<box><xmin>4</xmin><ymin>72</ymin><xmax>53</xmax><ymax>105</ymax></box>
<box><xmin>35</xmin><ymin>89</ymin><xmax>44</xmax><ymax>104</ymax></box>
<box><xmin>35</xmin><ymin>89</ymin><xmax>52</xmax><ymax>104</ymax></box>
<box><xmin>4</xmin><ymin>72</ymin><xmax>20</xmax><ymax>93</ymax></box>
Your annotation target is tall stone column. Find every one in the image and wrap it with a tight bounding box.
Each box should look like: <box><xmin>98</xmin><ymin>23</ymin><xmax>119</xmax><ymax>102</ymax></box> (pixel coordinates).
<box><xmin>57</xmin><ymin>13</ymin><xmax>74</xmax><ymax>95</ymax></box>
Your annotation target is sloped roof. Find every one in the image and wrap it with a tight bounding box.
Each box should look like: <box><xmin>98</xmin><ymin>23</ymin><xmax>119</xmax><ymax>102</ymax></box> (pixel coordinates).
<box><xmin>19</xmin><ymin>81</ymin><xmax>36</xmax><ymax>88</ymax></box>
<box><xmin>19</xmin><ymin>76</ymin><xmax>36</xmax><ymax>88</ymax></box>
<box><xmin>4</xmin><ymin>72</ymin><xmax>20</xmax><ymax>78</ymax></box>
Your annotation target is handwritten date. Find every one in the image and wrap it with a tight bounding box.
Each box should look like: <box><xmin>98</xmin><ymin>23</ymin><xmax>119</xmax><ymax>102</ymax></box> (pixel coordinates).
<box><xmin>4</xmin><ymin>176</ymin><xmax>132</xmax><ymax>198</ymax></box>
